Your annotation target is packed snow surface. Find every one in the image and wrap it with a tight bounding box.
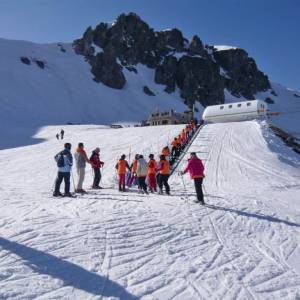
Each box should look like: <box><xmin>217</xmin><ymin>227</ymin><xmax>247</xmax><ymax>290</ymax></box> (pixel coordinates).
<box><xmin>0</xmin><ymin>121</ymin><xmax>300</xmax><ymax>299</ymax></box>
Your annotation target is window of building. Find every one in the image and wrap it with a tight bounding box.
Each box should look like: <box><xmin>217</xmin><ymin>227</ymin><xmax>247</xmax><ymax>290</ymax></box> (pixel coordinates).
<box><xmin>237</xmin><ymin>104</ymin><xmax>242</xmax><ymax>107</ymax></box>
<box><xmin>220</xmin><ymin>106</ymin><xmax>224</xmax><ymax>109</ymax></box>
<box><xmin>247</xmin><ymin>102</ymin><xmax>251</xmax><ymax>106</ymax></box>
<box><xmin>228</xmin><ymin>105</ymin><xmax>233</xmax><ymax>108</ymax></box>
<box><xmin>162</xmin><ymin>120</ymin><xmax>168</xmax><ymax>125</ymax></box>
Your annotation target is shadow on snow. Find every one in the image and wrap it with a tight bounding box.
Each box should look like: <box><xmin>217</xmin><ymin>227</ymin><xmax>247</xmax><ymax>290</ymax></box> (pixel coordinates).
<box><xmin>0</xmin><ymin>237</ymin><xmax>138</xmax><ymax>299</ymax></box>
<box><xmin>206</xmin><ymin>204</ymin><xmax>300</xmax><ymax>228</ymax></box>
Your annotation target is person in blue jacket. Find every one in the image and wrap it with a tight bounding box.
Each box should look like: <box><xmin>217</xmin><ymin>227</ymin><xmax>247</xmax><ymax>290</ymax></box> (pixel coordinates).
<box><xmin>53</xmin><ymin>143</ymin><xmax>73</xmax><ymax>197</ymax></box>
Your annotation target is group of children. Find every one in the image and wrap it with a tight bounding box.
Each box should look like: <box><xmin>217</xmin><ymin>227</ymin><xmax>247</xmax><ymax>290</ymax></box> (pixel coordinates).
<box><xmin>114</xmin><ymin>119</ymin><xmax>200</xmax><ymax>195</ymax></box>
<box><xmin>115</xmin><ymin>153</ymin><xmax>171</xmax><ymax>194</ymax></box>
<box><xmin>53</xmin><ymin>119</ymin><xmax>203</xmax><ymax>199</ymax></box>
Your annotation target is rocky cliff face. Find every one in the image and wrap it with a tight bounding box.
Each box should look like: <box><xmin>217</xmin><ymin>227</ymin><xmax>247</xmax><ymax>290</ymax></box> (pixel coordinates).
<box><xmin>73</xmin><ymin>12</ymin><xmax>271</xmax><ymax>107</ymax></box>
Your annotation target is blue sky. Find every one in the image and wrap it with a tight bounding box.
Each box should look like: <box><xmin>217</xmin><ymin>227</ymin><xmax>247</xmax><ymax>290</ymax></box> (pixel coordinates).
<box><xmin>0</xmin><ymin>0</ymin><xmax>299</xmax><ymax>91</ymax></box>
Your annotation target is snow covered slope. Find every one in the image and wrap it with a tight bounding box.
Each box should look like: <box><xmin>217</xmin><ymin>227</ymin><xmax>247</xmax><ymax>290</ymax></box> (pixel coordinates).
<box><xmin>224</xmin><ymin>82</ymin><xmax>300</xmax><ymax>139</ymax></box>
<box><xmin>0</xmin><ymin>38</ymin><xmax>186</xmax><ymax>149</ymax></box>
<box><xmin>257</xmin><ymin>83</ymin><xmax>300</xmax><ymax>139</ymax></box>
<box><xmin>0</xmin><ymin>121</ymin><xmax>300</xmax><ymax>299</ymax></box>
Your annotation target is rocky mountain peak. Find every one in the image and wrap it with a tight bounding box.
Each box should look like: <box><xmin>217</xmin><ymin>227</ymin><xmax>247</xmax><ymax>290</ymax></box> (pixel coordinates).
<box><xmin>73</xmin><ymin>12</ymin><xmax>271</xmax><ymax>107</ymax></box>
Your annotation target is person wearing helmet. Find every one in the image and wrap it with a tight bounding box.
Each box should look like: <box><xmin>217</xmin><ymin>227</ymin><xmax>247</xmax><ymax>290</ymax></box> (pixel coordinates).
<box><xmin>147</xmin><ymin>154</ymin><xmax>157</xmax><ymax>193</ymax></box>
<box><xmin>136</xmin><ymin>155</ymin><xmax>148</xmax><ymax>194</ymax></box>
<box><xmin>90</xmin><ymin>147</ymin><xmax>104</xmax><ymax>189</ymax></box>
<box><xmin>115</xmin><ymin>154</ymin><xmax>131</xmax><ymax>192</ymax></box>
<box><xmin>157</xmin><ymin>154</ymin><xmax>171</xmax><ymax>195</ymax></box>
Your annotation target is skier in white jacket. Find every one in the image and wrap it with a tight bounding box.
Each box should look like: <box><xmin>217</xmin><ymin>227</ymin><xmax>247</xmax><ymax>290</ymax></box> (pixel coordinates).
<box><xmin>136</xmin><ymin>155</ymin><xmax>148</xmax><ymax>194</ymax></box>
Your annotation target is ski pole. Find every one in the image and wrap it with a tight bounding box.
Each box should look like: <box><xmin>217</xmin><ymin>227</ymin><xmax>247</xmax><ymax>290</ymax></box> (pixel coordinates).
<box><xmin>100</xmin><ymin>166</ymin><xmax>104</xmax><ymax>186</ymax></box>
<box><xmin>52</xmin><ymin>176</ymin><xmax>57</xmax><ymax>192</ymax></box>
<box><xmin>202</xmin><ymin>183</ymin><xmax>208</xmax><ymax>197</ymax></box>
<box><xmin>71</xmin><ymin>170</ymin><xmax>76</xmax><ymax>193</ymax></box>
<box><xmin>128</xmin><ymin>146</ymin><xmax>132</xmax><ymax>165</ymax></box>
<box><xmin>179</xmin><ymin>172</ymin><xmax>189</xmax><ymax>203</ymax></box>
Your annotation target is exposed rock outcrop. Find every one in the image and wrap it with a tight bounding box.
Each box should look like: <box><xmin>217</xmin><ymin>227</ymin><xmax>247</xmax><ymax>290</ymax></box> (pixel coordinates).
<box><xmin>73</xmin><ymin>12</ymin><xmax>271</xmax><ymax>107</ymax></box>
<box><xmin>213</xmin><ymin>48</ymin><xmax>270</xmax><ymax>99</ymax></box>
<box><xmin>20</xmin><ymin>57</ymin><xmax>31</xmax><ymax>65</ymax></box>
<box><xmin>143</xmin><ymin>86</ymin><xmax>155</xmax><ymax>96</ymax></box>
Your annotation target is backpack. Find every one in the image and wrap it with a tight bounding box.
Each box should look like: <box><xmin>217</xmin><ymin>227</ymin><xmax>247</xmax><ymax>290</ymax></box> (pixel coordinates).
<box><xmin>55</xmin><ymin>152</ymin><xmax>65</xmax><ymax>167</ymax></box>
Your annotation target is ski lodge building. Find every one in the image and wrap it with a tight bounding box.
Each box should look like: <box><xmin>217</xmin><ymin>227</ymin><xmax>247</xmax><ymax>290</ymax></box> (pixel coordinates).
<box><xmin>147</xmin><ymin>109</ymin><xmax>193</xmax><ymax>126</ymax></box>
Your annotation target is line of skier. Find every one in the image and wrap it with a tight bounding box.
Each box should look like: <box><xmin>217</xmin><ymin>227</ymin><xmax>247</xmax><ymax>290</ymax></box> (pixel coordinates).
<box><xmin>53</xmin><ymin>118</ymin><xmax>205</xmax><ymax>203</ymax></box>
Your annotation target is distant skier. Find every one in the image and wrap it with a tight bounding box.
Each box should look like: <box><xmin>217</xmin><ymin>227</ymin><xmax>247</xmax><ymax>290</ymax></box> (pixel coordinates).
<box><xmin>115</xmin><ymin>154</ymin><xmax>131</xmax><ymax>192</ymax></box>
<box><xmin>74</xmin><ymin>143</ymin><xmax>91</xmax><ymax>193</ymax></box>
<box><xmin>90</xmin><ymin>147</ymin><xmax>104</xmax><ymax>189</ymax></box>
<box><xmin>147</xmin><ymin>154</ymin><xmax>157</xmax><ymax>193</ymax></box>
<box><xmin>182</xmin><ymin>152</ymin><xmax>205</xmax><ymax>204</ymax></box>
<box><xmin>60</xmin><ymin>129</ymin><xmax>65</xmax><ymax>139</ymax></box>
<box><xmin>136</xmin><ymin>155</ymin><xmax>149</xmax><ymax>194</ymax></box>
<box><xmin>53</xmin><ymin>143</ymin><xmax>73</xmax><ymax>197</ymax></box>
<box><xmin>157</xmin><ymin>155</ymin><xmax>170</xmax><ymax>195</ymax></box>
<box><xmin>56</xmin><ymin>133</ymin><xmax>59</xmax><ymax>140</ymax></box>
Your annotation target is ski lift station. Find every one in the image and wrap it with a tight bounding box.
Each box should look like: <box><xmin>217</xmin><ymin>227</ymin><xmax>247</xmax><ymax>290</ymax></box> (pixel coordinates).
<box><xmin>202</xmin><ymin>100</ymin><xmax>267</xmax><ymax>123</ymax></box>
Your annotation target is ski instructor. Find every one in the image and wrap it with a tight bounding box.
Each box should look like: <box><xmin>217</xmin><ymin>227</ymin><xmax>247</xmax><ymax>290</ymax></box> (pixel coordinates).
<box><xmin>181</xmin><ymin>152</ymin><xmax>205</xmax><ymax>204</ymax></box>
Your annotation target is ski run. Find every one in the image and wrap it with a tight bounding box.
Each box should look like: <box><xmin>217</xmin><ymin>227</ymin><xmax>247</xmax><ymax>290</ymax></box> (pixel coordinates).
<box><xmin>0</xmin><ymin>120</ymin><xmax>300</xmax><ymax>299</ymax></box>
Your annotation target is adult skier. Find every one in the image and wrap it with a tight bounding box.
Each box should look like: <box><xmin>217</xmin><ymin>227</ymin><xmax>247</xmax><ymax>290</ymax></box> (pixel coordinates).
<box><xmin>157</xmin><ymin>155</ymin><xmax>170</xmax><ymax>195</ymax></box>
<box><xmin>147</xmin><ymin>154</ymin><xmax>157</xmax><ymax>193</ymax></box>
<box><xmin>56</xmin><ymin>133</ymin><xmax>59</xmax><ymax>140</ymax></box>
<box><xmin>53</xmin><ymin>143</ymin><xmax>73</xmax><ymax>197</ymax></box>
<box><xmin>60</xmin><ymin>129</ymin><xmax>65</xmax><ymax>139</ymax></box>
<box><xmin>136</xmin><ymin>155</ymin><xmax>148</xmax><ymax>194</ymax></box>
<box><xmin>115</xmin><ymin>154</ymin><xmax>131</xmax><ymax>192</ymax></box>
<box><xmin>74</xmin><ymin>143</ymin><xmax>91</xmax><ymax>193</ymax></box>
<box><xmin>182</xmin><ymin>152</ymin><xmax>205</xmax><ymax>204</ymax></box>
<box><xmin>90</xmin><ymin>147</ymin><xmax>104</xmax><ymax>189</ymax></box>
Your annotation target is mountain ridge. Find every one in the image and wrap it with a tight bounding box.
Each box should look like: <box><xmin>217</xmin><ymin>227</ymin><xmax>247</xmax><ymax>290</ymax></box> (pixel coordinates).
<box><xmin>73</xmin><ymin>12</ymin><xmax>271</xmax><ymax>107</ymax></box>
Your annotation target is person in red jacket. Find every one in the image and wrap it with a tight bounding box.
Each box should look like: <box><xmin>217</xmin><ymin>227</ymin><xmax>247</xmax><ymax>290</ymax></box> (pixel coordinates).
<box><xmin>89</xmin><ymin>147</ymin><xmax>104</xmax><ymax>189</ymax></box>
<box><xmin>182</xmin><ymin>152</ymin><xmax>205</xmax><ymax>204</ymax></box>
<box><xmin>147</xmin><ymin>154</ymin><xmax>157</xmax><ymax>193</ymax></box>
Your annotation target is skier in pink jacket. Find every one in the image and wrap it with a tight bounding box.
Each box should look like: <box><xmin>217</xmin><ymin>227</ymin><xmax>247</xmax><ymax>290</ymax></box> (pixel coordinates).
<box><xmin>182</xmin><ymin>152</ymin><xmax>205</xmax><ymax>204</ymax></box>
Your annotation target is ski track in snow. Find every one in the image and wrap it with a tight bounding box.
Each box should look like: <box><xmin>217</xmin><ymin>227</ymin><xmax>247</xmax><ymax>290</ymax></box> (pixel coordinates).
<box><xmin>0</xmin><ymin>122</ymin><xmax>300</xmax><ymax>299</ymax></box>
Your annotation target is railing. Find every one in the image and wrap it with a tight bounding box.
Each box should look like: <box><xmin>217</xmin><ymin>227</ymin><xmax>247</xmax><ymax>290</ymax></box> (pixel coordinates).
<box><xmin>170</xmin><ymin>124</ymin><xmax>204</xmax><ymax>176</ymax></box>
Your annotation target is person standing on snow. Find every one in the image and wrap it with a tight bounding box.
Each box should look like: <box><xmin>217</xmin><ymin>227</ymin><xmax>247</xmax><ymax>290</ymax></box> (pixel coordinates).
<box><xmin>74</xmin><ymin>143</ymin><xmax>91</xmax><ymax>193</ymax></box>
<box><xmin>147</xmin><ymin>154</ymin><xmax>157</xmax><ymax>193</ymax></box>
<box><xmin>56</xmin><ymin>133</ymin><xmax>59</xmax><ymax>140</ymax></box>
<box><xmin>115</xmin><ymin>154</ymin><xmax>131</xmax><ymax>192</ymax></box>
<box><xmin>90</xmin><ymin>147</ymin><xmax>104</xmax><ymax>189</ymax></box>
<box><xmin>157</xmin><ymin>155</ymin><xmax>171</xmax><ymax>195</ymax></box>
<box><xmin>60</xmin><ymin>129</ymin><xmax>65</xmax><ymax>139</ymax></box>
<box><xmin>136</xmin><ymin>155</ymin><xmax>149</xmax><ymax>194</ymax></box>
<box><xmin>182</xmin><ymin>152</ymin><xmax>205</xmax><ymax>204</ymax></box>
<box><xmin>53</xmin><ymin>143</ymin><xmax>73</xmax><ymax>197</ymax></box>
<box><xmin>128</xmin><ymin>154</ymin><xmax>139</xmax><ymax>187</ymax></box>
